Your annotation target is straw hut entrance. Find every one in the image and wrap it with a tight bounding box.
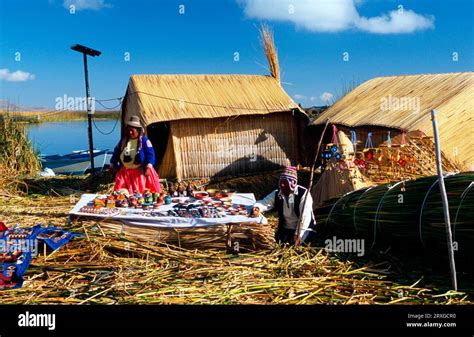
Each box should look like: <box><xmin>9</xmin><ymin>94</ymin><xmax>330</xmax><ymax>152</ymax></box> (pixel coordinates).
<box><xmin>121</xmin><ymin>74</ymin><xmax>308</xmax><ymax>180</ymax></box>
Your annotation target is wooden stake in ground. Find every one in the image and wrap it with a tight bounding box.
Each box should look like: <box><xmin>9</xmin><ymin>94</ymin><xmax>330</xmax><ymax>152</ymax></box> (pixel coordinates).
<box><xmin>295</xmin><ymin>119</ymin><xmax>330</xmax><ymax>246</ymax></box>
<box><xmin>431</xmin><ymin>109</ymin><xmax>457</xmax><ymax>290</ymax></box>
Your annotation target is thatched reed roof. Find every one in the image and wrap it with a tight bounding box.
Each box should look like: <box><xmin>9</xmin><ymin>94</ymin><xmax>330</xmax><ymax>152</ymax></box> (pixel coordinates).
<box><xmin>123</xmin><ymin>74</ymin><xmax>301</xmax><ymax>126</ymax></box>
<box><xmin>311</xmin><ymin>72</ymin><xmax>474</xmax><ymax>169</ymax></box>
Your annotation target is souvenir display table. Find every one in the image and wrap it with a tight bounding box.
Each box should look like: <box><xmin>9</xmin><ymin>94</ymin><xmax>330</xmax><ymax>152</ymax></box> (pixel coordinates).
<box><xmin>69</xmin><ymin>193</ymin><xmax>258</xmax><ymax>228</ymax></box>
<box><xmin>68</xmin><ymin>191</ymin><xmax>274</xmax><ymax>251</ymax></box>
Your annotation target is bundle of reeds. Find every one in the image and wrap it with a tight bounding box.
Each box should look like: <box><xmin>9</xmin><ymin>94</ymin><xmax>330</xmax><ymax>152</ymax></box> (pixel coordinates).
<box><xmin>96</xmin><ymin>221</ymin><xmax>276</xmax><ymax>252</ymax></box>
<box><xmin>315</xmin><ymin>187</ymin><xmax>372</xmax><ymax>240</ymax></box>
<box><xmin>315</xmin><ymin>172</ymin><xmax>474</xmax><ymax>268</ymax></box>
<box><xmin>260</xmin><ymin>24</ymin><xmax>280</xmax><ymax>82</ymax></box>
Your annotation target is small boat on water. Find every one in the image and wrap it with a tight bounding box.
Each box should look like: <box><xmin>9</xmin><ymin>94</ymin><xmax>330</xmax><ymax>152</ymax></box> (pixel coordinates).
<box><xmin>41</xmin><ymin>149</ymin><xmax>112</xmax><ymax>175</ymax></box>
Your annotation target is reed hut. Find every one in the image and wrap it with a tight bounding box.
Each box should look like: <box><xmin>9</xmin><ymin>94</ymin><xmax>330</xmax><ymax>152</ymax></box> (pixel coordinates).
<box><xmin>121</xmin><ymin>75</ymin><xmax>306</xmax><ymax>180</ymax></box>
<box><xmin>309</xmin><ymin>72</ymin><xmax>474</xmax><ymax>171</ymax></box>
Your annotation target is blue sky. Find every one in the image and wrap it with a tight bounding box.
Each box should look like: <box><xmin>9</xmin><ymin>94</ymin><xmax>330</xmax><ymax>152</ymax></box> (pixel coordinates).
<box><xmin>0</xmin><ymin>0</ymin><xmax>472</xmax><ymax>109</ymax></box>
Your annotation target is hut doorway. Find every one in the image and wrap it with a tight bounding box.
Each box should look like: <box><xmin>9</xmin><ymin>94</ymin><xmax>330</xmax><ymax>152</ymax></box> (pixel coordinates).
<box><xmin>147</xmin><ymin>122</ymin><xmax>170</xmax><ymax>169</ymax></box>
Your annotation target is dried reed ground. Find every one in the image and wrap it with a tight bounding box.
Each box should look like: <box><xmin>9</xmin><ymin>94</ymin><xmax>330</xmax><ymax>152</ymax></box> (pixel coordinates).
<box><xmin>0</xmin><ymin>190</ymin><xmax>472</xmax><ymax>304</ymax></box>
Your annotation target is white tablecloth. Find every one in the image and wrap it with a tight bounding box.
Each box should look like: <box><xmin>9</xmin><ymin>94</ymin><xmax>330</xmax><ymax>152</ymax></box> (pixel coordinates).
<box><xmin>69</xmin><ymin>193</ymin><xmax>258</xmax><ymax>228</ymax></box>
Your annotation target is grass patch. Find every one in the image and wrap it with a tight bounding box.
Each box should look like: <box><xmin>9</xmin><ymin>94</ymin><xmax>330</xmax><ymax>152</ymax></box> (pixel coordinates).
<box><xmin>0</xmin><ymin>116</ymin><xmax>41</xmax><ymax>193</ymax></box>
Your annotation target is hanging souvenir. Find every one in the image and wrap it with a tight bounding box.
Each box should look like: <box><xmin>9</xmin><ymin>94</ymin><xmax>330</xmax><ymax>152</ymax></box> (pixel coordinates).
<box><xmin>377</xmin><ymin>149</ymin><xmax>384</xmax><ymax>162</ymax></box>
<box><xmin>400</xmin><ymin>130</ymin><xmax>407</xmax><ymax>147</ymax></box>
<box><xmin>398</xmin><ymin>158</ymin><xmax>407</xmax><ymax>167</ymax></box>
<box><xmin>322</xmin><ymin>151</ymin><xmax>333</xmax><ymax>160</ymax></box>
<box><xmin>364</xmin><ymin>132</ymin><xmax>374</xmax><ymax>149</ymax></box>
<box><xmin>366</xmin><ymin>150</ymin><xmax>374</xmax><ymax>161</ymax></box>
<box><xmin>350</xmin><ymin>130</ymin><xmax>357</xmax><ymax>152</ymax></box>
<box><xmin>331</xmin><ymin>125</ymin><xmax>339</xmax><ymax>147</ymax></box>
<box><xmin>386</xmin><ymin>131</ymin><xmax>392</xmax><ymax>148</ymax></box>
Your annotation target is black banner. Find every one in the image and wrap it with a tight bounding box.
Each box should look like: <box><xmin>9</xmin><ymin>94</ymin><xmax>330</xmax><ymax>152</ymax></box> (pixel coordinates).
<box><xmin>0</xmin><ymin>304</ymin><xmax>473</xmax><ymax>337</ymax></box>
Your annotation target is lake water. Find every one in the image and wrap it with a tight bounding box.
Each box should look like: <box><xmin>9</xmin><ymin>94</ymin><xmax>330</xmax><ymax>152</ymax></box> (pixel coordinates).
<box><xmin>27</xmin><ymin>120</ymin><xmax>121</xmax><ymax>155</ymax></box>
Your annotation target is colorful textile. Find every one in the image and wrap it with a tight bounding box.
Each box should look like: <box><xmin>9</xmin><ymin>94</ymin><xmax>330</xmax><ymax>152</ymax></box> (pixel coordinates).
<box><xmin>0</xmin><ymin>224</ymin><xmax>80</xmax><ymax>290</ymax></box>
<box><xmin>37</xmin><ymin>226</ymin><xmax>80</xmax><ymax>251</ymax></box>
<box><xmin>114</xmin><ymin>165</ymin><xmax>161</xmax><ymax>194</ymax></box>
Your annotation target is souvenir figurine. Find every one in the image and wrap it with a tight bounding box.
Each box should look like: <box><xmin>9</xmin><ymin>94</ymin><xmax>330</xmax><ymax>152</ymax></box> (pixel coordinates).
<box><xmin>157</xmin><ymin>195</ymin><xmax>164</xmax><ymax>204</ymax></box>
<box><xmin>134</xmin><ymin>191</ymin><xmax>142</xmax><ymax>200</ymax></box>
<box><xmin>94</xmin><ymin>198</ymin><xmax>105</xmax><ymax>208</ymax></box>
<box><xmin>106</xmin><ymin>199</ymin><xmax>116</xmax><ymax>208</ymax></box>
<box><xmin>177</xmin><ymin>186</ymin><xmax>185</xmax><ymax>197</ymax></box>
<box><xmin>186</xmin><ymin>184</ymin><xmax>194</xmax><ymax>196</ymax></box>
<box><xmin>145</xmin><ymin>192</ymin><xmax>153</xmax><ymax>204</ymax></box>
<box><xmin>129</xmin><ymin>196</ymin><xmax>137</xmax><ymax>208</ymax></box>
<box><xmin>168</xmin><ymin>185</ymin><xmax>178</xmax><ymax>197</ymax></box>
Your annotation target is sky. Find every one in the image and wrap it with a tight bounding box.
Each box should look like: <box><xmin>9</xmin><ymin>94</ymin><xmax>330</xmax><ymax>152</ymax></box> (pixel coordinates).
<box><xmin>0</xmin><ymin>0</ymin><xmax>473</xmax><ymax>110</ymax></box>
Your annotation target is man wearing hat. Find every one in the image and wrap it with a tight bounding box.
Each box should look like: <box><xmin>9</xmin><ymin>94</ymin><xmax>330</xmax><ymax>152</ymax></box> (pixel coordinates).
<box><xmin>109</xmin><ymin>116</ymin><xmax>161</xmax><ymax>194</ymax></box>
<box><xmin>252</xmin><ymin>166</ymin><xmax>316</xmax><ymax>245</ymax></box>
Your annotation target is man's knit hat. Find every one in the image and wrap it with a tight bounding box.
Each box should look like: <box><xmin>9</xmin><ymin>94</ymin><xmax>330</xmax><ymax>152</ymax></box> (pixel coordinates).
<box><xmin>280</xmin><ymin>166</ymin><xmax>298</xmax><ymax>181</ymax></box>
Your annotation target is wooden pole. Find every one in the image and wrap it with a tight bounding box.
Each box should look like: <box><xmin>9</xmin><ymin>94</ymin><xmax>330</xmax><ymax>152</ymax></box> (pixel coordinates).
<box><xmin>295</xmin><ymin>119</ymin><xmax>330</xmax><ymax>247</ymax></box>
<box><xmin>83</xmin><ymin>53</ymin><xmax>95</xmax><ymax>174</ymax></box>
<box><xmin>431</xmin><ymin>109</ymin><xmax>457</xmax><ymax>290</ymax></box>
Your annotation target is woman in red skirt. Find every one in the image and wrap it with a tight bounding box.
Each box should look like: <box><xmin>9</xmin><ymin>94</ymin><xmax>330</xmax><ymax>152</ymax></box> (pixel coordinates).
<box><xmin>109</xmin><ymin>116</ymin><xmax>161</xmax><ymax>194</ymax></box>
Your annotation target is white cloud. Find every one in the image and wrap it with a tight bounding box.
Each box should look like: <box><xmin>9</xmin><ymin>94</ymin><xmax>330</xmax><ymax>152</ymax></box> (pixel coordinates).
<box><xmin>0</xmin><ymin>69</ymin><xmax>35</xmax><ymax>82</ymax></box>
<box><xmin>242</xmin><ymin>0</ymin><xmax>358</xmax><ymax>32</ymax></box>
<box><xmin>356</xmin><ymin>10</ymin><xmax>434</xmax><ymax>34</ymax></box>
<box><xmin>320</xmin><ymin>92</ymin><xmax>334</xmax><ymax>103</ymax></box>
<box><xmin>239</xmin><ymin>0</ymin><xmax>434</xmax><ymax>34</ymax></box>
<box><xmin>293</xmin><ymin>94</ymin><xmax>307</xmax><ymax>100</ymax></box>
<box><xmin>310</xmin><ymin>96</ymin><xmax>318</xmax><ymax>101</ymax></box>
<box><xmin>63</xmin><ymin>0</ymin><xmax>112</xmax><ymax>11</ymax></box>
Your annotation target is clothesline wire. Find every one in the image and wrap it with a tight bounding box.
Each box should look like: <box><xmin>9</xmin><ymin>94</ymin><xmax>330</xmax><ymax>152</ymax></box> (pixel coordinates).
<box><xmin>94</xmin><ymin>98</ymin><xmax>123</xmax><ymax>110</ymax></box>
<box><xmin>92</xmin><ymin>110</ymin><xmax>121</xmax><ymax>135</ymax></box>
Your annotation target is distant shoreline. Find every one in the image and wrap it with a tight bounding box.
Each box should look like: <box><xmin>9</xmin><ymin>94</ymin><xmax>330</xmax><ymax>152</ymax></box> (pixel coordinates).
<box><xmin>0</xmin><ymin>110</ymin><xmax>120</xmax><ymax>124</ymax></box>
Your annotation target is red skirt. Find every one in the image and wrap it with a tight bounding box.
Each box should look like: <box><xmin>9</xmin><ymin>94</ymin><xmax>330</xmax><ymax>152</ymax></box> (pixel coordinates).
<box><xmin>114</xmin><ymin>166</ymin><xmax>161</xmax><ymax>194</ymax></box>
